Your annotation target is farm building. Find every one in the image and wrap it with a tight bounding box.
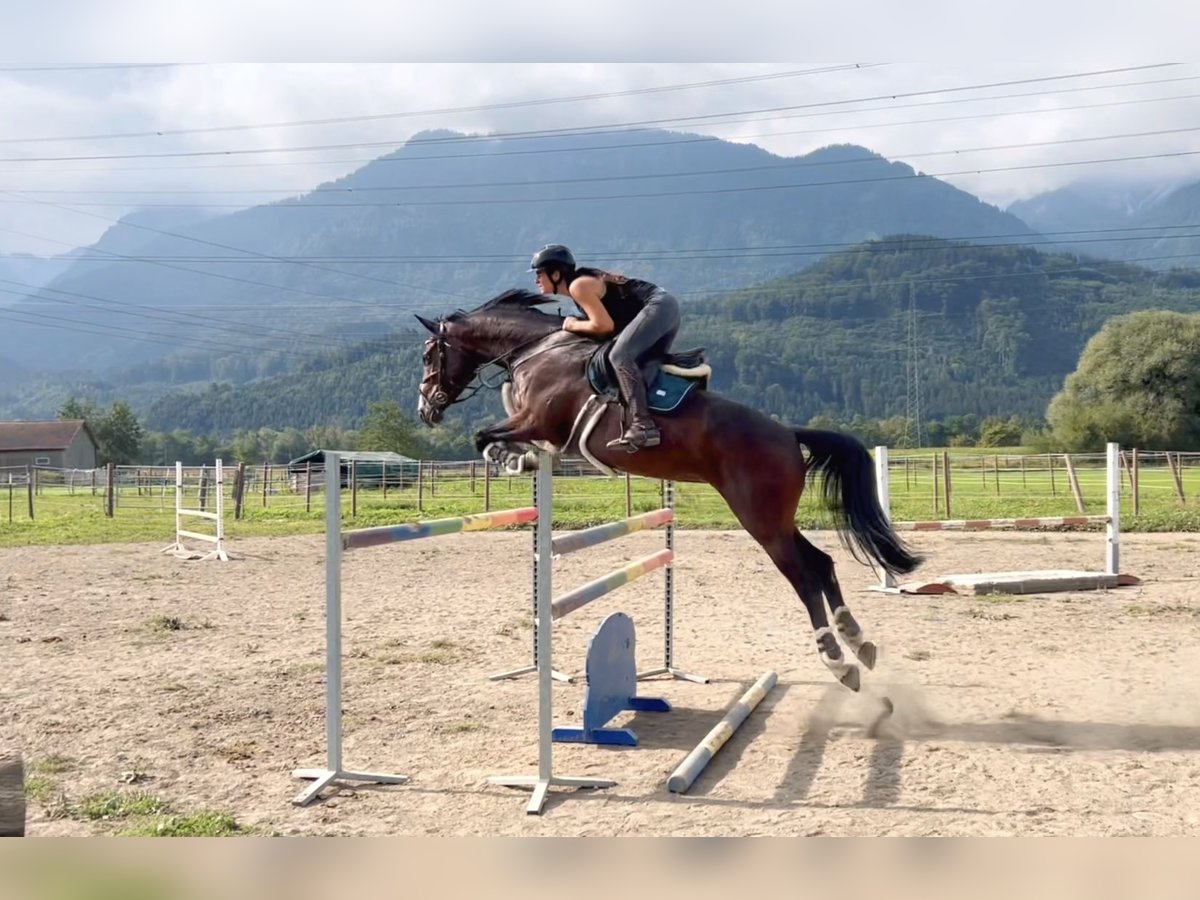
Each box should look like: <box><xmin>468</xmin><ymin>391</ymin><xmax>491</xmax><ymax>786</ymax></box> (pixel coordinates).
<box><xmin>287</xmin><ymin>449</ymin><xmax>420</xmax><ymax>490</ymax></box>
<box><xmin>0</xmin><ymin>419</ymin><xmax>98</xmax><ymax>469</ymax></box>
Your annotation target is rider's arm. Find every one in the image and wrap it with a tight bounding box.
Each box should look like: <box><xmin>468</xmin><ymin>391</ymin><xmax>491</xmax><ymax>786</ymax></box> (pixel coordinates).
<box><xmin>563</xmin><ymin>275</ymin><xmax>615</xmax><ymax>337</ymax></box>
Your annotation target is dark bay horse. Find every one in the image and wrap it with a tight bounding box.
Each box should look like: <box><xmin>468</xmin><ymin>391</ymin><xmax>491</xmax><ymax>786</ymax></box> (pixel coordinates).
<box><xmin>415</xmin><ymin>289</ymin><xmax>922</xmax><ymax>692</ymax></box>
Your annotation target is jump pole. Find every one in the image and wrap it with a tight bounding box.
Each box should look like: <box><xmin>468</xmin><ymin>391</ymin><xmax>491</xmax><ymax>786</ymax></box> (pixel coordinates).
<box><xmin>666</xmin><ymin>670</ymin><xmax>778</xmax><ymax>794</ymax></box>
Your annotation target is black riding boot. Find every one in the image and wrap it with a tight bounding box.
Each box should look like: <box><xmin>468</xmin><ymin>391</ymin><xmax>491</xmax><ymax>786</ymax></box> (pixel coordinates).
<box><xmin>607</xmin><ymin>364</ymin><xmax>661</xmax><ymax>452</ymax></box>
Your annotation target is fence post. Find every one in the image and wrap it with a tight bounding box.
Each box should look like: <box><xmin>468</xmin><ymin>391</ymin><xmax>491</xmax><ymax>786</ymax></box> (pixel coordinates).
<box><xmin>942</xmin><ymin>452</ymin><xmax>952</xmax><ymax>519</ymax></box>
<box><xmin>198</xmin><ymin>465</ymin><xmax>210</xmax><ymax>513</ymax></box>
<box><xmin>932</xmin><ymin>453</ymin><xmax>939</xmax><ymax>514</ymax></box>
<box><xmin>1062</xmin><ymin>453</ymin><xmax>1085</xmax><ymax>514</ymax></box>
<box><xmin>1131</xmin><ymin>448</ymin><xmax>1140</xmax><ymax>517</ymax></box>
<box><xmin>1168</xmin><ymin>452</ymin><xmax>1186</xmax><ymax>502</ymax></box>
<box><xmin>417</xmin><ymin>460</ymin><xmax>424</xmax><ymax>513</ymax></box>
<box><xmin>262</xmin><ymin>462</ymin><xmax>270</xmax><ymax>508</ymax></box>
<box><xmin>625</xmin><ymin>472</ymin><xmax>632</xmax><ymax>518</ymax></box>
<box><xmin>105</xmin><ymin>463</ymin><xmax>115</xmax><ymax>517</ymax></box>
<box><xmin>234</xmin><ymin>463</ymin><xmax>247</xmax><ymax>519</ymax></box>
<box><xmin>351</xmin><ymin>460</ymin><xmax>358</xmax><ymax>518</ymax></box>
<box><xmin>305</xmin><ymin>461</ymin><xmax>312</xmax><ymax>513</ymax></box>
<box><xmin>7</xmin><ymin>473</ymin><xmax>12</xmax><ymax>523</ymax></box>
<box><xmin>483</xmin><ymin>462</ymin><xmax>491</xmax><ymax>511</ymax></box>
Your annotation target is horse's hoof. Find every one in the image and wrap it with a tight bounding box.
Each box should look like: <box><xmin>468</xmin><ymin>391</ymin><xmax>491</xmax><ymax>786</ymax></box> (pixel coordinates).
<box><xmin>838</xmin><ymin>665</ymin><xmax>861</xmax><ymax>692</ymax></box>
<box><xmin>856</xmin><ymin>641</ymin><xmax>878</xmax><ymax>670</ymax></box>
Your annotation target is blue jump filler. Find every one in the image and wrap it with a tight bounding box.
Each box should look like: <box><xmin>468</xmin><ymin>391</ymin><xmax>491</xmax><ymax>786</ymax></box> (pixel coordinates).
<box><xmin>551</xmin><ymin>612</ymin><xmax>670</xmax><ymax>746</ymax></box>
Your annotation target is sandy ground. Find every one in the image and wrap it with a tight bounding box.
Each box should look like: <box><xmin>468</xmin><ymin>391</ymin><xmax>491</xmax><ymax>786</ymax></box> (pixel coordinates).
<box><xmin>3</xmin><ymin>526</ymin><xmax>1200</xmax><ymax>837</ymax></box>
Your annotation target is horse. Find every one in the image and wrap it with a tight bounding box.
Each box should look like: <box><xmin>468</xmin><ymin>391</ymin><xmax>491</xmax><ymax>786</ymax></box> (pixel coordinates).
<box><xmin>415</xmin><ymin>288</ymin><xmax>922</xmax><ymax>692</ymax></box>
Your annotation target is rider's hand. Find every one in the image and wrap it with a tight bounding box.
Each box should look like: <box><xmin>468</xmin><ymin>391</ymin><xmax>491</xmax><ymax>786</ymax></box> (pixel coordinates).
<box><xmin>562</xmin><ymin>316</ymin><xmax>580</xmax><ymax>332</ymax></box>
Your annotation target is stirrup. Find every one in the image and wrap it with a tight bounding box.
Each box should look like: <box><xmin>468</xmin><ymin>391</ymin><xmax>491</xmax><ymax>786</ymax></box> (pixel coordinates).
<box><xmin>606</xmin><ymin>422</ymin><xmax>661</xmax><ymax>452</ymax></box>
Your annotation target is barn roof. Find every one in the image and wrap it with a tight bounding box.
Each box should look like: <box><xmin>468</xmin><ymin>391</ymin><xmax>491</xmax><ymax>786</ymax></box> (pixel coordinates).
<box><xmin>0</xmin><ymin>419</ymin><xmax>95</xmax><ymax>452</ymax></box>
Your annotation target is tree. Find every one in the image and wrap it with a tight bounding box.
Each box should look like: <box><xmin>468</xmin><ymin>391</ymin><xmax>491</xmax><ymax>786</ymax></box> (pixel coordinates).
<box><xmin>95</xmin><ymin>401</ymin><xmax>145</xmax><ymax>465</ymax></box>
<box><xmin>356</xmin><ymin>401</ymin><xmax>427</xmax><ymax>458</ymax></box>
<box><xmin>1047</xmin><ymin>310</ymin><xmax>1200</xmax><ymax>450</ymax></box>
<box><xmin>58</xmin><ymin>397</ymin><xmax>98</xmax><ymax>422</ymax></box>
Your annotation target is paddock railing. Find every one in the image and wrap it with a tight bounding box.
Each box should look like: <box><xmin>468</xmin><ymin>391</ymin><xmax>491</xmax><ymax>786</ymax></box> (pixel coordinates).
<box><xmin>4</xmin><ymin>448</ymin><xmax>1200</xmax><ymax>531</ymax></box>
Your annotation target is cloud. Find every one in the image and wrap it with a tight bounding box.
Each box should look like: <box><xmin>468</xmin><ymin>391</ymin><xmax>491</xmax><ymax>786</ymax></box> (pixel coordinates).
<box><xmin>0</xmin><ymin>58</ymin><xmax>1198</xmax><ymax>255</ymax></box>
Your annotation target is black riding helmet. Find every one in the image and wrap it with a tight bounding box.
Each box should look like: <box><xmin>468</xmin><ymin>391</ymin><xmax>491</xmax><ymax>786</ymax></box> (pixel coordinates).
<box><xmin>529</xmin><ymin>244</ymin><xmax>576</xmax><ymax>272</ymax></box>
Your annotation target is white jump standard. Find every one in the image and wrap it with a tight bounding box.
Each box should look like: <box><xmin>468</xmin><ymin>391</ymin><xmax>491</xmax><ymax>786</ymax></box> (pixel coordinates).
<box><xmin>162</xmin><ymin>460</ymin><xmax>229</xmax><ymax>561</ymax></box>
<box><xmin>292</xmin><ymin>450</ymin><xmax>541</xmax><ymax>806</ymax></box>
<box><xmin>873</xmin><ymin>442</ymin><xmax>1138</xmax><ymax>595</ymax></box>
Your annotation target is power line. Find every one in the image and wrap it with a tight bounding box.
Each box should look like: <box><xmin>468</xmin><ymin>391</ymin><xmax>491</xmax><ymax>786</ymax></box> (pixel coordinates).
<box><xmin>0</xmin><ymin>65</ymin><xmax>871</xmax><ymax>145</ymax></box>
<box><xmin>0</xmin><ymin>64</ymin><xmax>1181</xmax><ymax>164</ymax></box>
<box><xmin>8</xmin><ymin>147</ymin><xmax>1197</xmax><ymax>208</ymax></box>
<box><xmin>10</xmin><ymin>123</ymin><xmax>1199</xmax><ymax>197</ymax></box>
<box><xmin>8</xmin><ymin>77</ymin><xmax>1198</xmax><ymax>177</ymax></box>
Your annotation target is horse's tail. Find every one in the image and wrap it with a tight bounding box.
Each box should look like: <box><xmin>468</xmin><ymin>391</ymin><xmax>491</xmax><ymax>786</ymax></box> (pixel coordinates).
<box><xmin>793</xmin><ymin>428</ymin><xmax>922</xmax><ymax>577</ymax></box>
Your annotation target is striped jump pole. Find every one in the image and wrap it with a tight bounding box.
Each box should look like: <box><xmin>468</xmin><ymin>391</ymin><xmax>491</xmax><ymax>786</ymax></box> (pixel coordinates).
<box><xmin>491</xmin><ymin>484</ymin><xmax>704</xmax><ymax>685</ymax></box>
<box><xmin>666</xmin><ymin>671</ymin><xmax>778</xmax><ymax>794</ymax></box>
<box><xmin>550</xmin><ymin>508</ymin><xmax>673</xmax><ymax>555</ymax></box>
<box><xmin>345</xmin><ymin>506</ymin><xmax>538</xmax><ymax>550</ymax></box>
<box><xmin>551</xmin><ymin>548</ymin><xmax>674</xmax><ymax>620</ymax></box>
<box><xmin>293</xmin><ymin>450</ymin><xmax>541</xmax><ymax>807</ymax></box>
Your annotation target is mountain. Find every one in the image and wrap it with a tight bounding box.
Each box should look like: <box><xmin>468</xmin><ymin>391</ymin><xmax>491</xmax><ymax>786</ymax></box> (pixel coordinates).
<box><xmin>138</xmin><ymin>237</ymin><xmax>1200</xmax><ymax>444</ymax></box>
<box><xmin>0</xmin><ymin>128</ymin><xmax>1040</xmax><ymax>376</ymax></box>
<box><xmin>1009</xmin><ymin>178</ymin><xmax>1200</xmax><ymax>269</ymax></box>
<box><xmin>0</xmin><ymin>252</ymin><xmax>80</xmax><ymax>305</ymax></box>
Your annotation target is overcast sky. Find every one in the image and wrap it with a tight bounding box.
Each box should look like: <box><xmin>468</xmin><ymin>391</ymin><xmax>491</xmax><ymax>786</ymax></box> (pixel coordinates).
<box><xmin>1</xmin><ymin>3</ymin><xmax>1197</xmax><ymax>257</ymax></box>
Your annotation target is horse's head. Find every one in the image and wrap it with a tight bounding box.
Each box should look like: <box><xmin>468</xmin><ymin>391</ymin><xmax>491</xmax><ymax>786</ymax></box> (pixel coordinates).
<box><xmin>414</xmin><ymin>289</ymin><xmax>567</xmax><ymax>426</ymax></box>
<box><xmin>414</xmin><ymin>314</ymin><xmax>484</xmax><ymax>426</ymax></box>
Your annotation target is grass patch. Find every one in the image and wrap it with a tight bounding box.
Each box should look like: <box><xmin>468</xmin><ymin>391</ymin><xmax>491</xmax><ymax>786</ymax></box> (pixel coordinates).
<box><xmin>24</xmin><ymin>775</ymin><xmax>59</xmax><ymax>804</ymax></box>
<box><xmin>146</xmin><ymin>615</ymin><xmax>185</xmax><ymax>632</ymax></box>
<box><xmin>286</xmin><ymin>661</ymin><xmax>326</xmax><ymax>677</ymax></box>
<box><xmin>964</xmin><ymin>609</ymin><xmax>1018</xmax><ymax>622</ymax></box>
<box><xmin>73</xmin><ymin>790</ymin><xmax>167</xmax><ymax>821</ymax></box>
<box><xmin>974</xmin><ymin>593</ymin><xmax>1028</xmax><ymax>604</ymax></box>
<box><xmin>904</xmin><ymin>649</ymin><xmax>932</xmax><ymax>661</ymax></box>
<box><xmin>29</xmin><ymin>754</ymin><xmax>75</xmax><ymax>776</ymax></box>
<box><xmin>118</xmin><ymin>810</ymin><xmax>245</xmax><ymax>837</ymax></box>
<box><xmin>434</xmin><ymin>719</ymin><xmax>484</xmax><ymax>735</ymax></box>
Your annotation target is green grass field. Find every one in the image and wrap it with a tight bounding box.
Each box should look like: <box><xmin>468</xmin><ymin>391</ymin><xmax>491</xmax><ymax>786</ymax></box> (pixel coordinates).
<box><xmin>4</xmin><ymin>451</ymin><xmax>1200</xmax><ymax>547</ymax></box>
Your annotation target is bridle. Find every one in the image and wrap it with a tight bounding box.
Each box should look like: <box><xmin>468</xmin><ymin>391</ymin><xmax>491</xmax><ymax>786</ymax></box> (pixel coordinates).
<box><xmin>421</xmin><ymin>319</ymin><xmax>561</xmax><ymax>415</ymax></box>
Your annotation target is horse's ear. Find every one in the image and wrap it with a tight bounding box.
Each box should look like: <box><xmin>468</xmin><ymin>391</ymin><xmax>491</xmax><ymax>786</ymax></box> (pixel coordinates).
<box><xmin>414</xmin><ymin>314</ymin><xmax>439</xmax><ymax>335</ymax></box>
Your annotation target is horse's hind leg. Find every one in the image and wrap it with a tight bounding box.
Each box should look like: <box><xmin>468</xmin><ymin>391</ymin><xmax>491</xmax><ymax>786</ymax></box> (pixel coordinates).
<box><xmin>793</xmin><ymin>531</ymin><xmax>877</xmax><ymax>670</ymax></box>
<box><xmin>719</xmin><ymin>483</ymin><xmax>861</xmax><ymax>691</ymax></box>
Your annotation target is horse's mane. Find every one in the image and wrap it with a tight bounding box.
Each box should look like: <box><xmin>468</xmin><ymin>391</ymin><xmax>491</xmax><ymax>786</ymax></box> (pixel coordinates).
<box><xmin>443</xmin><ymin>287</ymin><xmax>571</xmax><ymax>346</ymax></box>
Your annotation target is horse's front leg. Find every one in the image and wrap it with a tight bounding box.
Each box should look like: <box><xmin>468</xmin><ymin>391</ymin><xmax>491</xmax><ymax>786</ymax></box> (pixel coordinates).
<box><xmin>475</xmin><ymin>416</ymin><xmax>547</xmax><ymax>474</ymax></box>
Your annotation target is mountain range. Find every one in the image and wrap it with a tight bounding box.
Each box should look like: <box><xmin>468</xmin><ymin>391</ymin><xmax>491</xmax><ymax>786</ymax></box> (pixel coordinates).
<box><xmin>0</xmin><ymin>126</ymin><xmax>1198</xmax><ymax>438</ymax></box>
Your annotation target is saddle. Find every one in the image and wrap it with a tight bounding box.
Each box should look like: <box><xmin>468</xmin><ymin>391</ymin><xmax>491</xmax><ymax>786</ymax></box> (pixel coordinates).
<box><xmin>585</xmin><ymin>342</ymin><xmax>711</xmax><ymax>414</ymax></box>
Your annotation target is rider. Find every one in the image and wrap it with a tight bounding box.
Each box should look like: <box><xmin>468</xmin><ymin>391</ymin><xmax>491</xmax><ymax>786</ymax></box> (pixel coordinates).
<box><xmin>530</xmin><ymin>243</ymin><xmax>680</xmax><ymax>452</ymax></box>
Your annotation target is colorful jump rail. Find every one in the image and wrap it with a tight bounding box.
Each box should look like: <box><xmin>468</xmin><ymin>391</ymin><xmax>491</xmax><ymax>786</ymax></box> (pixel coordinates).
<box><xmin>344</xmin><ymin>506</ymin><xmax>539</xmax><ymax>551</ymax></box>
<box><xmin>550</xmin><ymin>548</ymin><xmax>675</xmax><ymax>620</ymax></box>
<box><xmin>891</xmin><ymin>514</ymin><xmax>1110</xmax><ymax>532</ymax></box>
<box><xmin>550</xmin><ymin>508</ymin><xmax>673</xmax><ymax>556</ymax></box>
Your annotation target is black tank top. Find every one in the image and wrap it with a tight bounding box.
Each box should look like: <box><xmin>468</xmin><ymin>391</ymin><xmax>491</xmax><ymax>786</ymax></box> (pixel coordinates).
<box><xmin>573</xmin><ymin>267</ymin><xmax>659</xmax><ymax>333</ymax></box>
